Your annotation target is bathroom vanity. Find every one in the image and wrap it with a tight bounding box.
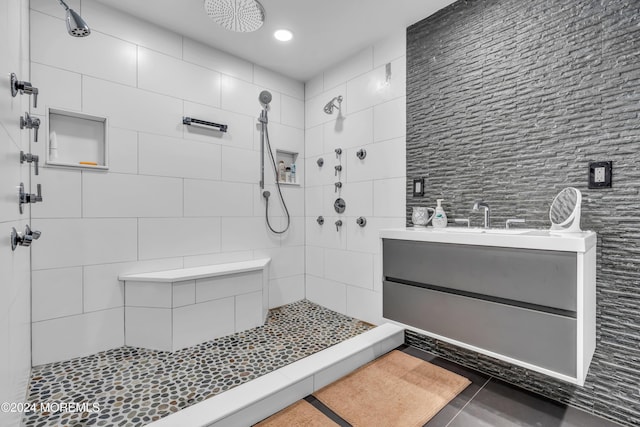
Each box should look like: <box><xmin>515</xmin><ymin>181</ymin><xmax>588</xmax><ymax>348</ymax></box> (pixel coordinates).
<box><xmin>380</xmin><ymin>228</ymin><xmax>596</xmax><ymax>385</ymax></box>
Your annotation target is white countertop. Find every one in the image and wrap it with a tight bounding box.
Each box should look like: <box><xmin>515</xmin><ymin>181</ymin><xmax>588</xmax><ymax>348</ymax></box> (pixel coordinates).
<box><xmin>119</xmin><ymin>258</ymin><xmax>271</xmax><ymax>283</ymax></box>
<box><xmin>380</xmin><ymin>227</ymin><xmax>596</xmax><ymax>253</ymax></box>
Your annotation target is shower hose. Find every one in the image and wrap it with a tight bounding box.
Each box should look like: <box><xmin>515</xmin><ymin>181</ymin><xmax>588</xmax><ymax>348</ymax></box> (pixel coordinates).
<box><xmin>262</xmin><ymin>117</ymin><xmax>291</xmax><ymax>234</ymax></box>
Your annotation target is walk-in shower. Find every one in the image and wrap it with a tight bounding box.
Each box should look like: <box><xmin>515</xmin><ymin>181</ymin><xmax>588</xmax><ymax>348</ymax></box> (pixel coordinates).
<box><xmin>57</xmin><ymin>0</ymin><xmax>91</xmax><ymax>37</ymax></box>
<box><xmin>258</xmin><ymin>90</ymin><xmax>291</xmax><ymax>234</ymax></box>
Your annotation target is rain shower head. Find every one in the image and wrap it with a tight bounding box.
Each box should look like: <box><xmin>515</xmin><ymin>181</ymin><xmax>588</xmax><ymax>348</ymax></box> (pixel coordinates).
<box><xmin>58</xmin><ymin>0</ymin><xmax>90</xmax><ymax>37</ymax></box>
<box><xmin>259</xmin><ymin>90</ymin><xmax>272</xmax><ymax>106</ymax></box>
<box><xmin>204</xmin><ymin>0</ymin><xmax>266</xmax><ymax>33</ymax></box>
<box><xmin>323</xmin><ymin>96</ymin><xmax>343</xmax><ymax>114</ymax></box>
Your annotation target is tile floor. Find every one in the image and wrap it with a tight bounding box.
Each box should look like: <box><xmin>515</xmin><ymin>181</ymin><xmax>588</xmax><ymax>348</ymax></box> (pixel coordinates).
<box><xmin>299</xmin><ymin>345</ymin><xmax>623</xmax><ymax>427</ymax></box>
<box><xmin>23</xmin><ymin>300</ymin><xmax>373</xmax><ymax>427</ymax></box>
<box><xmin>22</xmin><ymin>301</ymin><xmax>625</xmax><ymax>427</ymax></box>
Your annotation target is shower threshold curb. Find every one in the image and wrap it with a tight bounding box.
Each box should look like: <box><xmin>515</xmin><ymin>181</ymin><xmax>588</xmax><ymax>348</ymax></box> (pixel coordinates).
<box><xmin>148</xmin><ymin>323</ymin><xmax>405</xmax><ymax>427</ymax></box>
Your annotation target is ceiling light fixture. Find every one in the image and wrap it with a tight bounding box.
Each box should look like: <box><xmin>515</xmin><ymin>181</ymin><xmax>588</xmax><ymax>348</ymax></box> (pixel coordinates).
<box><xmin>274</xmin><ymin>29</ymin><xmax>293</xmax><ymax>42</ymax></box>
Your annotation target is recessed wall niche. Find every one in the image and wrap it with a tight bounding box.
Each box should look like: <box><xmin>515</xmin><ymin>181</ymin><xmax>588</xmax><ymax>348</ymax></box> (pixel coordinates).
<box><xmin>45</xmin><ymin>108</ymin><xmax>108</xmax><ymax>170</ymax></box>
<box><xmin>275</xmin><ymin>149</ymin><xmax>299</xmax><ymax>185</ymax></box>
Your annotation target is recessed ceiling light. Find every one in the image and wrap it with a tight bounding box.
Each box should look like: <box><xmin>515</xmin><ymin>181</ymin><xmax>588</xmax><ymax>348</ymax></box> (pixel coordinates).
<box><xmin>274</xmin><ymin>29</ymin><xmax>293</xmax><ymax>42</ymax></box>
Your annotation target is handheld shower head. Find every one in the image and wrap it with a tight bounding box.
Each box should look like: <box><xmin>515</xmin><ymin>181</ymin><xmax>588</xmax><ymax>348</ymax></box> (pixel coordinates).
<box><xmin>323</xmin><ymin>96</ymin><xmax>343</xmax><ymax>114</ymax></box>
<box><xmin>58</xmin><ymin>0</ymin><xmax>90</xmax><ymax>37</ymax></box>
<box><xmin>259</xmin><ymin>90</ymin><xmax>272</xmax><ymax>106</ymax></box>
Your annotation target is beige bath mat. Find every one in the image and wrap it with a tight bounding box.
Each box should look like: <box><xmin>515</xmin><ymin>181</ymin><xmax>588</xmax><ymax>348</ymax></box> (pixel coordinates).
<box><xmin>254</xmin><ymin>399</ymin><xmax>338</xmax><ymax>426</ymax></box>
<box><xmin>314</xmin><ymin>350</ymin><xmax>470</xmax><ymax>427</ymax></box>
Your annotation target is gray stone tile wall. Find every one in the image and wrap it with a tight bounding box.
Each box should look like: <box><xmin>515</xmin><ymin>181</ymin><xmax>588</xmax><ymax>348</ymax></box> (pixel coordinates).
<box><xmin>405</xmin><ymin>1</ymin><xmax>640</xmax><ymax>425</ymax></box>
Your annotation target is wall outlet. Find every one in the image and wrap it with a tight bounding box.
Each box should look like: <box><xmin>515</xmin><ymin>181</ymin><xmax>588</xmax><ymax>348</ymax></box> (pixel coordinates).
<box><xmin>588</xmin><ymin>161</ymin><xmax>612</xmax><ymax>189</ymax></box>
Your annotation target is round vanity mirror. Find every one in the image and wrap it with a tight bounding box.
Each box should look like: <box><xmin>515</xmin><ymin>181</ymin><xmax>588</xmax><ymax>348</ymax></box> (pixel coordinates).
<box><xmin>549</xmin><ymin>187</ymin><xmax>582</xmax><ymax>232</ymax></box>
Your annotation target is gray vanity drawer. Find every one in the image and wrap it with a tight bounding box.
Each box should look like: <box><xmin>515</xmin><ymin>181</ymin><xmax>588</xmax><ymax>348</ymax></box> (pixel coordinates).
<box><xmin>382</xmin><ymin>239</ymin><xmax>577</xmax><ymax>312</ymax></box>
<box><xmin>383</xmin><ymin>280</ymin><xmax>577</xmax><ymax>377</ymax></box>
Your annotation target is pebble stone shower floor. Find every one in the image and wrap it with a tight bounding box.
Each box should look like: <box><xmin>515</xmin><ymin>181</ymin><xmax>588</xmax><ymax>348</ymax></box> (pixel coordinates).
<box><xmin>23</xmin><ymin>300</ymin><xmax>373</xmax><ymax>427</ymax></box>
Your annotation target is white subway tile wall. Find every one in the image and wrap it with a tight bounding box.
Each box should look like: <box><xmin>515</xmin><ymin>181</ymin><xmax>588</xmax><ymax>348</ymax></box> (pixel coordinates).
<box><xmin>31</xmin><ymin>11</ymin><xmax>138</xmax><ymax>87</ymax></box>
<box><xmin>304</xmin><ymin>31</ymin><xmax>407</xmax><ymax>325</ymax></box>
<box><xmin>29</xmin><ymin>0</ymin><xmax>305</xmax><ymax>364</ymax></box>
<box><xmin>267</xmin><ymin>275</ymin><xmax>305</xmax><ymax>308</ymax></box>
<box><xmin>32</xmin><ymin>267</ymin><xmax>83</xmax><ymax>322</ymax></box>
<box><xmin>30</xmin><ymin>63</ymin><xmax>82</xmax><ymax>114</ymax></box>
<box><xmin>0</xmin><ymin>2</ymin><xmax>34</xmax><ymax>422</ymax></box>
<box><xmin>32</xmin><ymin>308</ymin><xmax>124</xmax><ymax>366</ymax></box>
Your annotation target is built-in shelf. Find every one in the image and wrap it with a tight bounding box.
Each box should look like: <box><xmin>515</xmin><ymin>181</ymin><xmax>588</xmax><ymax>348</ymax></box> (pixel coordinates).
<box><xmin>275</xmin><ymin>149</ymin><xmax>299</xmax><ymax>185</ymax></box>
<box><xmin>45</xmin><ymin>107</ymin><xmax>108</xmax><ymax>170</ymax></box>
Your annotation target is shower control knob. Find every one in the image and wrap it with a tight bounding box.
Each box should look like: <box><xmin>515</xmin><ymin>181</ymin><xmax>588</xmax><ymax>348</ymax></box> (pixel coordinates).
<box><xmin>334</xmin><ymin>182</ymin><xmax>342</xmax><ymax>192</ymax></box>
<box><xmin>334</xmin><ymin>165</ymin><xmax>342</xmax><ymax>176</ymax></box>
<box><xmin>356</xmin><ymin>217</ymin><xmax>367</xmax><ymax>227</ymax></box>
<box><xmin>335</xmin><ymin>148</ymin><xmax>342</xmax><ymax>158</ymax></box>
<box><xmin>33</xmin><ymin>184</ymin><xmax>43</xmax><ymax>203</ymax></box>
<box><xmin>335</xmin><ymin>220</ymin><xmax>343</xmax><ymax>232</ymax></box>
<box><xmin>30</xmin><ymin>228</ymin><xmax>42</xmax><ymax>240</ymax></box>
<box><xmin>11</xmin><ymin>73</ymin><xmax>39</xmax><ymax>108</ymax></box>
<box><xmin>20</xmin><ymin>112</ymin><xmax>40</xmax><ymax>142</ymax></box>
<box><xmin>10</xmin><ymin>225</ymin><xmax>41</xmax><ymax>251</ymax></box>
<box><xmin>317</xmin><ymin>216</ymin><xmax>324</xmax><ymax>225</ymax></box>
<box><xmin>20</xmin><ymin>151</ymin><xmax>39</xmax><ymax>175</ymax></box>
<box><xmin>18</xmin><ymin>182</ymin><xmax>43</xmax><ymax>214</ymax></box>
<box><xmin>20</xmin><ymin>225</ymin><xmax>41</xmax><ymax>247</ymax></box>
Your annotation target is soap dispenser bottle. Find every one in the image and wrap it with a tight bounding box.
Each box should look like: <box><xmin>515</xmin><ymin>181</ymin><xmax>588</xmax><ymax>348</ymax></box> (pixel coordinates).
<box><xmin>432</xmin><ymin>199</ymin><xmax>448</xmax><ymax>228</ymax></box>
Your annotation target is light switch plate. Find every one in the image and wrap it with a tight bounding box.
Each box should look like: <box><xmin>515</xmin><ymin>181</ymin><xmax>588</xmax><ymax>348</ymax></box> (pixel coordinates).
<box><xmin>588</xmin><ymin>161</ymin><xmax>612</xmax><ymax>189</ymax></box>
<box><xmin>413</xmin><ymin>178</ymin><xmax>425</xmax><ymax>197</ymax></box>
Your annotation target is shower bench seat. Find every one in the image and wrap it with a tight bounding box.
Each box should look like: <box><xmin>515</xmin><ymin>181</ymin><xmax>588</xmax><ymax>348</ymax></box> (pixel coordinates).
<box><xmin>119</xmin><ymin>258</ymin><xmax>270</xmax><ymax>352</ymax></box>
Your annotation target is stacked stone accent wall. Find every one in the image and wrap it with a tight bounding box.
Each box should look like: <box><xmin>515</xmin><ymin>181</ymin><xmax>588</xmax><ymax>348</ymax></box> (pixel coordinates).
<box><xmin>406</xmin><ymin>1</ymin><xmax>640</xmax><ymax>425</ymax></box>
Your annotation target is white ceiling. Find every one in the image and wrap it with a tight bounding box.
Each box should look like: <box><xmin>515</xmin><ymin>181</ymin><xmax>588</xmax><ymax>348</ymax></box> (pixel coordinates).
<box><xmin>94</xmin><ymin>0</ymin><xmax>457</xmax><ymax>82</ymax></box>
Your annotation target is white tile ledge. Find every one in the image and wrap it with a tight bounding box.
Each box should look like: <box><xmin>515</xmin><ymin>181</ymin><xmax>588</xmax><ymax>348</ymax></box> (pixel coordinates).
<box><xmin>148</xmin><ymin>323</ymin><xmax>404</xmax><ymax>427</ymax></box>
<box><xmin>118</xmin><ymin>258</ymin><xmax>271</xmax><ymax>283</ymax></box>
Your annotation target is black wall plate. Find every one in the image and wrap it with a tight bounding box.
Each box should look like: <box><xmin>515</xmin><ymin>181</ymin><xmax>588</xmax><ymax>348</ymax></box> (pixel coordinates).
<box><xmin>588</xmin><ymin>161</ymin><xmax>612</xmax><ymax>189</ymax></box>
<box><xmin>413</xmin><ymin>178</ymin><xmax>425</xmax><ymax>197</ymax></box>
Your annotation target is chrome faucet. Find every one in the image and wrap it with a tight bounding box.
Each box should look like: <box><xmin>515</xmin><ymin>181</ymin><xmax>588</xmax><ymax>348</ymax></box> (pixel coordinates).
<box><xmin>506</xmin><ymin>218</ymin><xmax>526</xmax><ymax>229</ymax></box>
<box><xmin>472</xmin><ymin>200</ymin><xmax>491</xmax><ymax>228</ymax></box>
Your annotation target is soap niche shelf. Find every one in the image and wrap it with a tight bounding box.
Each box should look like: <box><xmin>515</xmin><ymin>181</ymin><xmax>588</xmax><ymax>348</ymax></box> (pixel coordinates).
<box><xmin>275</xmin><ymin>149</ymin><xmax>299</xmax><ymax>186</ymax></box>
<box><xmin>45</xmin><ymin>107</ymin><xmax>108</xmax><ymax>171</ymax></box>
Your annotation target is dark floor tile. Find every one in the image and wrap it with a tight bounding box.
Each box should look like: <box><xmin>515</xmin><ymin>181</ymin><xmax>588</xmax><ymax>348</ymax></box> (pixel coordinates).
<box><xmin>304</xmin><ymin>395</ymin><xmax>351</xmax><ymax>427</ymax></box>
<box><xmin>447</xmin><ymin>378</ymin><xmax>623</xmax><ymax>427</ymax></box>
<box><xmin>397</xmin><ymin>346</ymin><xmax>491</xmax><ymax>427</ymax></box>
<box><xmin>400</xmin><ymin>345</ymin><xmax>490</xmax><ymax>385</ymax></box>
